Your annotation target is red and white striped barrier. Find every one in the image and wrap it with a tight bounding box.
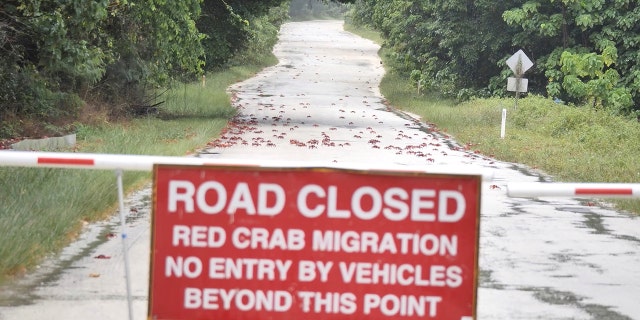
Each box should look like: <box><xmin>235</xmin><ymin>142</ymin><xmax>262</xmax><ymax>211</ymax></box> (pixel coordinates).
<box><xmin>0</xmin><ymin>150</ymin><xmax>220</xmax><ymax>171</ymax></box>
<box><xmin>507</xmin><ymin>182</ymin><xmax>640</xmax><ymax>198</ymax></box>
<box><xmin>0</xmin><ymin>150</ymin><xmax>495</xmax><ymax>180</ymax></box>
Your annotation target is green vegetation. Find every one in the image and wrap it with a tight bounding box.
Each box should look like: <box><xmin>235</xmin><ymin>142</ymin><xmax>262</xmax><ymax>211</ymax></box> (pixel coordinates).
<box><xmin>346</xmin><ymin>23</ymin><xmax>640</xmax><ymax>214</ymax></box>
<box><xmin>199</xmin><ymin>0</ymin><xmax>290</xmax><ymax>68</ymax></box>
<box><xmin>0</xmin><ymin>0</ymin><xmax>289</xmax><ymax>280</ymax></box>
<box><xmin>347</xmin><ymin>0</ymin><xmax>640</xmax><ymax>115</ymax></box>
<box><xmin>0</xmin><ymin>0</ymin><xmax>290</xmax><ymax>139</ymax></box>
<box><xmin>1</xmin><ymin>0</ymin><xmax>291</xmax><ymax>280</ymax></box>
<box><xmin>0</xmin><ymin>44</ymin><xmax>278</xmax><ymax>284</ymax></box>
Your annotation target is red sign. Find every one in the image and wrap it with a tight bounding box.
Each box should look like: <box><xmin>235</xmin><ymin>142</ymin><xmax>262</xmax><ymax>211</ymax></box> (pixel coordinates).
<box><xmin>149</xmin><ymin>165</ymin><xmax>481</xmax><ymax>320</ymax></box>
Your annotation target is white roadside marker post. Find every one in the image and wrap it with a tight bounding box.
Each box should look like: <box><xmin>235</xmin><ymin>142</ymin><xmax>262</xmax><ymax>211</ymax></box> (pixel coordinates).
<box><xmin>500</xmin><ymin>108</ymin><xmax>507</xmax><ymax>139</ymax></box>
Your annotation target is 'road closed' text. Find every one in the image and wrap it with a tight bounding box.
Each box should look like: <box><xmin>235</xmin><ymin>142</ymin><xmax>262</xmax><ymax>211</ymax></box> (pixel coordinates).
<box><xmin>167</xmin><ymin>180</ymin><xmax>466</xmax><ymax>222</ymax></box>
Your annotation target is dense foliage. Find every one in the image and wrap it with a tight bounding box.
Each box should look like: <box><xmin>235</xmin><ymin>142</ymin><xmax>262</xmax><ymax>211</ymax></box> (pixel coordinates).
<box><xmin>198</xmin><ymin>0</ymin><xmax>289</xmax><ymax>68</ymax></box>
<box><xmin>0</xmin><ymin>0</ymin><xmax>290</xmax><ymax>138</ymax></box>
<box><xmin>348</xmin><ymin>0</ymin><xmax>640</xmax><ymax>114</ymax></box>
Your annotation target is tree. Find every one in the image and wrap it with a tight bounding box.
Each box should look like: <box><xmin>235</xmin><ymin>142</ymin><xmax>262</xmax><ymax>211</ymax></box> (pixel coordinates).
<box><xmin>351</xmin><ymin>0</ymin><xmax>639</xmax><ymax>112</ymax></box>
<box><xmin>503</xmin><ymin>0</ymin><xmax>639</xmax><ymax>111</ymax></box>
<box><xmin>0</xmin><ymin>0</ymin><xmax>290</xmax><ymax>138</ymax></box>
<box><xmin>554</xmin><ymin>47</ymin><xmax>632</xmax><ymax>112</ymax></box>
<box><xmin>350</xmin><ymin>0</ymin><xmax>520</xmax><ymax>99</ymax></box>
<box><xmin>198</xmin><ymin>0</ymin><xmax>289</xmax><ymax>70</ymax></box>
<box><xmin>1</xmin><ymin>0</ymin><xmax>113</xmax><ymax>133</ymax></box>
<box><xmin>99</xmin><ymin>0</ymin><xmax>205</xmax><ymax>102</ymax></box>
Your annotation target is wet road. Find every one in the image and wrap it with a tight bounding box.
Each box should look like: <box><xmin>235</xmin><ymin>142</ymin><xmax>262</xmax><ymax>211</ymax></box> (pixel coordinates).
<box><xmin>1</xmin><ymin>20</ymin><xmax>639</xmax><ymax>320</ymax></box>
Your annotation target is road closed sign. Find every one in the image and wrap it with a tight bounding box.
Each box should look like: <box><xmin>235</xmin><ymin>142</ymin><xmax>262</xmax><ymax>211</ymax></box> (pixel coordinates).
<box><xmin>149</xmin><ymin>165</ymin><xmax>481</xmax><ymax>320</ymax></box>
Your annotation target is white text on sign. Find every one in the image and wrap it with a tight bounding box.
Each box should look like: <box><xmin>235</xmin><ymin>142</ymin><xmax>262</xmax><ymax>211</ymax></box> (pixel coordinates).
<box><xmin>167</xmin><ymin>180</ymin><xmax>466</xmax><ymax>222</ymax></box>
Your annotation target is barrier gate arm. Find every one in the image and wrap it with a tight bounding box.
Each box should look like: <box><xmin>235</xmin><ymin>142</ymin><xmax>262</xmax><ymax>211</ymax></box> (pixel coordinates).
<box><xmin>0</xmin><ymin>150</ymin><xmax>495</xmax><ymax>180</ymax></box>
<box><xmin>0</xmin><ymin>150</ymin><xmax>217</xmax><ymax>170</ymax></box>
<box><xmin>508</xmin><ymin>182</ymin><xmax>640</xmax><ymax>198</ymax></box>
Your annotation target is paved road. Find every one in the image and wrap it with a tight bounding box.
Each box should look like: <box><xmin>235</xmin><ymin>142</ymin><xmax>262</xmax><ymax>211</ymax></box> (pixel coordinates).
<box><xmin>1</xmin><ymin>20</ymin><xmax>640</xmax><ymax>320</ymax></box>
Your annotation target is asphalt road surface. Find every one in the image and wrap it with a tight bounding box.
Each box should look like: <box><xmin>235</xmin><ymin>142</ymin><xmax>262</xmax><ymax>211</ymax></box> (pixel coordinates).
<box><xmin>1</xmin><ymin>20</ymin><xmax>639</xmax><ymax>320</ymax></box>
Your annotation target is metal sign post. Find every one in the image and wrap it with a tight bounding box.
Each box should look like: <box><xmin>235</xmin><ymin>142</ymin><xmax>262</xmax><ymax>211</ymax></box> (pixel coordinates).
<box><xmin>502</xmin><ymin>50</ymin><xmax>534</xmax><ymax>139</ymax></box>
<box><xmin>506</xmin><ymin>50</ymin><xmax>533</xmax><ymax>109</ymax></box>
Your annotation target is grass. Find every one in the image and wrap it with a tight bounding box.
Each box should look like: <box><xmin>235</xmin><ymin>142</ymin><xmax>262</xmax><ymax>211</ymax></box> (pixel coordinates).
<box><xmin>0</xmin><ymin>59</ymin><xmax>275</xmax><ymax>282</ymax></box>
<box><xmin>346</xmin><ymin>24</ymin><xmax>640</xmax><ymax>214</ymax></box>
<box><xmin>344</xmin><ymin>24</ymin><xmax>383</xmax><ymax>45</ymax></box>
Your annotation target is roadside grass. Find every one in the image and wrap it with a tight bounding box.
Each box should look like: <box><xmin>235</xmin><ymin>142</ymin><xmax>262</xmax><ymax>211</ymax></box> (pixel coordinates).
<box><xmin>347</xmin><ymin>24</ymin><xmax>640</xmax><ymax>214</ymax></box>
<box><xmin>0</xmin><ymin>60</ymin><xmax>274</xmax><ymax>282</ymax></box>
<box><xmin>158</xmin><ymin>59</ymin><xmax>275</xmax><ymax>119</ymax></box>
<box><xmin>343</xmin><ymin>23</ymin><xmax>382</xmax><ymax>45</ymax></box>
